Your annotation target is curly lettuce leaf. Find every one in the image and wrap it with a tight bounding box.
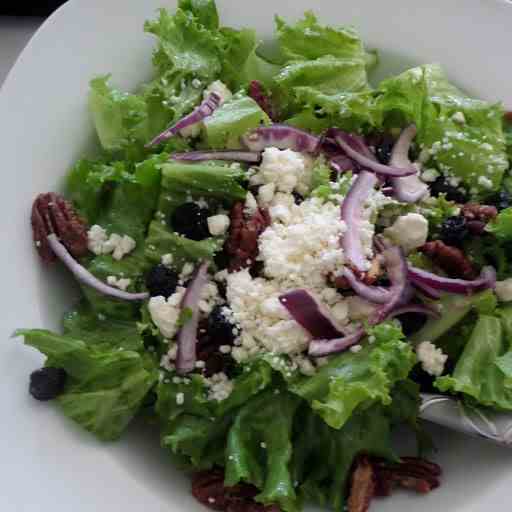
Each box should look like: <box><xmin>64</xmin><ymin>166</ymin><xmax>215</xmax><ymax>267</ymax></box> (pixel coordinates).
<box><xmin>436</xmin><ymin>314</ymin><xmax>512</xmax><ymax>410</ymax></box>
<box><xmin>203</xmin><ymin>94</ymin><xmax>271</xmax><ymax>149</ymax></box>
<box><xmin>156</xmin><ymin>360</ymin><xmax>273</xmax><ymax>468</ymax></box>
<box><xmin>486</xmin><ymin>207</ymin><xmax>512</xmax><ymax>241</ymax></box>
<box><xmin>15</xmin><ymin>329</ymin><xmax>157</xmax><ymax>440</ymax></box>
<box><xmin>62</xmin><ymin>302</ymin><xmax>143</xmax><ymax>352</ymax></box>
<box><xmin>291</xmin><ymin>402</ymin><xmax>398</xmax><ymax>511</ymax></box>
<box><xmin>286</xmin><ymin>322</ymin><xmax>416</xmax><ymax>429</ymax></box>
<box><xmin>377</xmin><ymin>65</ymin><xmax>508</xmax><ymax>194</ymax></box>
<box><xmin>225</xmin><ymin>390</ymin><xmax>301</xmax><ymax>512</ymax></box>
<box><xmin>272</xmin><ymin>13</ymin><xmax>372</xmax><ymax>117</ymax></box>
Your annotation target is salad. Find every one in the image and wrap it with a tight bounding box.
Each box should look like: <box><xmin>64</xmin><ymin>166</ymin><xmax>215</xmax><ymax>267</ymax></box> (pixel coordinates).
<box><xmin>16</xmin><ymin>1</ymin><xmax>512</xmax><ymax>511</ymax></box>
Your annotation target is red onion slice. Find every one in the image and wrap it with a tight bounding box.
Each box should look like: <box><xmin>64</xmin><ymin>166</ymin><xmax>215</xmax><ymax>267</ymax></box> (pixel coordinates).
<box><xmin>146</xmin><ymin>92</ymin><xmax>221</xmax><ymax>147</ymax></box>
<box><xmin>408</xmin><ymin>265</ymin><xmax>496</xmax><ymax>295</ymax></box>
<box><xmin>171</xmin><ymin>150</ymin><xmax>262</xmax><ymax>163</ymax></box>
<box><xmin>176</xmin><ymin>261</ymin><xmax>210</xmax><ymax>375</ymax></box>
<box><xmin>333</xmin><ymin>131</ymin><xmax>417</xmax><ymax>177</ymax></box>
<box><xmin>388</xmin><ymin>303</ymin><xmax>440</xmax><ymax>319</ymax></box>
<box><xmin>308</xmin><ymin>328</ymin><xmax>365</xmax><ymax>357</ymax></box>
<box><xmin>241</xmin><ymin>125</ymin><xmax>320</xmax><ymax>153</ymax></box>
<box><xmin>371</xmin><ymin>246</ymin><xmax>409</xmax><ymax>324</ymax></box>
<box><xmin>343</xmin><ymin>268</ymin><xmax>391</xmax><ymax>304</ymax></box>
<box><xmin>279</xmin><ymin>289</ymin><xmax>343</xmax><ymax>340</ymax></box>
<box><xmin>47</xmin><ymin>234</ymin><xmax>149</xmax><ymax>301</ymax></box>
<box><xmin>390</xmin><ymin>125</ymin><xmax>428</xmax><ymax>203</ymax></box>
<box><xmin>341</xmin><ymin>170</ymin><xmax>378</xmax><ymax>272</ymax></box>
<box><xmin>412</xmin><ymin>281</ymin><xmax>442</xmax><ymax>300</ymax></box>
<box><xmin>330</xmin><ymin>154</ymin><xmax>354</xmax><ymax>173</ymax></box>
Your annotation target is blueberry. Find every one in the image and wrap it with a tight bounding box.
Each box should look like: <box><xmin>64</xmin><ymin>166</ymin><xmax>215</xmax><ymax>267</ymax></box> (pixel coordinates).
<box><xmin>430</xmin><ymin>177</ymin><xmax>467</xmax><ymax>203</ymax></box>
<box><xmin>440</xmin><ymin>216</ymin><xmax>468</xmax><ymax>246</ymax></box>
<box><xmin>169</xmin><ymin>202</ymin><xmax>210</xmax><ymax>241</ymax></box>
<box><xmin>489</xmin><ymin>190</ymin><xmax>512</xmax><ymax>211</ymax></box>
<box><xmin>207</xmin><ymin>304</ymin><xmax>236</xmax><ymax>345</ymax></box>
<box><xmin>292</xmin><ymin>192</ymin><xmax>304</xmax><ymax>205</ymax></box>
<box><xmin>29</xmin><ymin>367</ymin><xmax>67</xmax><ymax>401</ymax></box>
<box><xmin>146</xmin><ymin>264</ymin><xmax>178</xmax><ymax>298</ymax></box>
<box><xmin>375</xmin><ymin>137</ymin><xmax>395</xmax><ymax>165</ymax></box>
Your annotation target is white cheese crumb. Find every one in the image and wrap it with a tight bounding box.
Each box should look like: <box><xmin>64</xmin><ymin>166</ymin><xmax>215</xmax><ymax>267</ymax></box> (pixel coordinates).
<box><xmin>350</xmin><ymin>344</ymin><xmax>363</xmax><ymax>353</ymax></box>
<box><xmin>195</xmin><ymin>360</ymin><xmax>206</xmax><ymax>369</ymax></box>
<box><xmin>203</xmin><ymin>80</ymin><xmax>232</xmax><ymax>105</ymax></box>
<box><xmin>347</xmin><ymin>296</ymin><xmax>376</xmax><ymax>321</ymax></box>
<box><xmin>251</xmin><ymin>147</ymin><xmax>312</xmax><ymax>194</ymax></box>
<box><xmin>204</xmin><ymin>372</ymin><xmax>234</xmax><ymax>402</ymax></box>
<box><xmin>258</xmin><ymin>182</ymin><xmax>276</xmax><ymax>205</ymax></box>
<box><xmin>148</xmin><ymin>288</ymin><xmax>186</xmax><ymax>339</ymax></box>
<box><xmin>191</xmin><ymin>78</ymin><xmax>202</xmax><ymax>89</ymax></box>
<box><xmin>260</xmin><ymin>442</ymin><xmax>267</xmax><ymax>449</ymax></box>
<box><xmin>87</xmin><ymin>225</ymin><xmax>108</xmax><ymax>254</ymax></box>
<box><xmin>451</xmin><ymin>111</ymin><xmax>466</xmax><ymax>124</ymax></box>
<box><xmin>106</xmin><ymin>275</ymin><xmax>132</xmax><ymax>291</ymax></box>
<box><xmin>207</xmin><ymin>214</ymin><xmax>230</xmax><ymax>236</ymax></box>
<box><xmin>384</xmin><ymin>213</ymin><xmax>429</xmax><ymax>253</ymax></box>
<box><xmin>88</xmin><ymin>225</ymin><xmax>136</xmax><ymax>260</ymax></box>
<box><xmin>176</xmin><ymin>392</ymin><xmax>185</xmax><ymax>405</ymax></box>
<box><xmin>416</xmin><ymin>341</ymin><xmax>448</xmax><ymax>376</ymax></box>
<box><xmin>219</xmin><ymin>345</ymin><xmax>232</xmax><ymax>354</ymax></box>
<box><xmin>244</xmin><ymin>191</ymin><xmax>258</xmax><ymax>215</ymax></box>
<box><xmin>160</xmin><ymin>354</ymin><xmax>175</xmax><ymax>372</ymax></box>
<box><xmin>161</xmin><ymin>253</ymin><xmax>174</xmax><ymax>266</ymax></box>
<box><xmin>495</xmin><ymin>279</ymin><xmax>512</xmax><ymax>302</ymax></box>
<box><xmin>477</xmin><ymin>175</ymin><xmax>493</xmax><ymax>190</ymax></box>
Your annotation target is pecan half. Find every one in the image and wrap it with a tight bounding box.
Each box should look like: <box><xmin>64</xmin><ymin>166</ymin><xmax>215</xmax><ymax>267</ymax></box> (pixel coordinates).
<box><xmin>348</xmin><ymin>456</ymin><xmax>441</xmax><ymax>511</ymax></box>
<box><xmin>31</xmin><ymin>192</ymin><xmax>89</xmax><ymax>263</ymax></box>
<box><xmin>420</xmin><ymin>240</ymin><xmax>476</xmax><ymax>280</ymax></box>
<box><xmin>225</xmin><ymin>202</ymin><xmax>271</xmax><ymax>273</ymax></box>
<box><xmin>373</xmin><ymin>457</ymin><xmax>441</xmax><ymax>496</ymax></box>
<box><xmin>192</xmin><ymin>469</ymin><xmax>279</xmax><ymax>512</ymax></box>
<box><xmin>348</xmin><ymin>456</ymin><xmax>375</xmax><ymax>512</ymax></box>
<box><xmin>461</xmin><ymin>203</ymin><xmax>498</xmax><ymax>223</ymax></box>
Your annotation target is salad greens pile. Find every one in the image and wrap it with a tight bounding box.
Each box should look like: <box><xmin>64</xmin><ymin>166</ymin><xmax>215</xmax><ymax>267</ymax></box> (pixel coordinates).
<box><xmin>16</xmin><ymin>1</ymin><xmax>512</xmax><ymax>511</ymax></box>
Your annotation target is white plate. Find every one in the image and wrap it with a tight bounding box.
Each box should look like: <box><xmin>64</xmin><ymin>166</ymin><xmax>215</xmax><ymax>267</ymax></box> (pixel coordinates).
<box><xmin>1</xmin><ymin>0</ymin><xmax>511</xmax><ymax>510</ymax></box>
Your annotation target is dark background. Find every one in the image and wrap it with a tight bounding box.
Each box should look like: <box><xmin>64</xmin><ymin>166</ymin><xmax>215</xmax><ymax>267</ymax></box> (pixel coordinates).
<box><xmin>0</xmin><ymin>1</ymin><xmax>66</xmax><ymax>16</ymax></box>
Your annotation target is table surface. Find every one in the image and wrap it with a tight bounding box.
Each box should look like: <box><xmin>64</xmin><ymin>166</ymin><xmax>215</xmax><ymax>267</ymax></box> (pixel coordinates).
<box><xmin>0</xmin><ymin>17</ymin><xmax>43</xmax><ymax>87</ymax></box>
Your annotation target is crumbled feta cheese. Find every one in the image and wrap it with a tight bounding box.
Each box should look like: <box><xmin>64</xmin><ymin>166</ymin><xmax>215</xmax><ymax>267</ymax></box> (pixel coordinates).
<box><xmin>160</xmin><ymin>354</ymin><xmax>175</xmax><ymax>372</ymax></box>
<box><xmin>176</xmin><ymin>392</ymin><xmax>185</xmax><ymax>405</ymax></box>
<box><xmin>207</xmin><ymin>214</ymin><xmax>230</xmax><ymax>236</ymax></box>
<box><xmin>244</xmin><ymin>191</ymin><xmax>258</xmax><ymax>215</ymax></box>
<box><xmin>148</xmin><ymin>288</ymin><xmax>186</xmax><ymax>339</ymax></box>
<box><xmin>204</xmin><ymin>372</ymin><xmax>233</xmax><ymax>401</ymax></box>
<box><xmin>87</xmin><ymin>225</ymin><xmax>136</xmax><ymax>260</ymax></box>
<box><xmin>203</xmin><ymin>80</ymin><xmax>232</xmax><ymax>105</ymax></box>
<box><xmin>258</xmin><ymin>196</ymin><xmax>346</xmax><ymax>289</ymax></box>
<box><xmin>477</xmin><ymin>175</ymin><xmax>493</xmax><ymax>190</ymax></box>
<box><xmin>195</xmin><ymin>360</ymin><xmax>206</xmax><ymax>369</ymax></box>
<box><xmin>106</xmin><ymin>275</ymin><xmax>132</xmax><ymax>291</ymax></box>
<box><xmin>495</xmin><ymin>278</ymin><xmax>512</xmax><ymax>302</ymax></box>
<box><xmin>350</xmin><ymin>344</ymin><xmax>363</xmax><ymax>353</ymax></box>
<box><xmin>251</xmin><ymin>147</ymin><xmax>312</xmax><ymax>194</ymax></box>
<box><xmin>416</xmin><ymin>341</ymin><xmax>447</xmax><ymax>376</ymax></box>
<box><xmin>451</xmin><ymin>111</ymin><xmax>466</xmax><ymax>124</ymax></box>
<box><xmin>87</xmin><ymin>225</ymin><xmax>108</xmax><ymax>254</ymax></box>
<box><xmin>219</xmin><ymin>345</ymin><xmax>232</xmax><ymax>354</ymax></box>
<box><xmin>191</xmin><ymin>78</ymin><xmax>202</xmax><ymax>89</ymax></box>
<box><xmin>258</xmin><ymin>182</ymin><xmax>276</xmax><ymax>205</ymax></box>
<box><xmin>421</xmin><ymin>168</ymin><xmax>440</xmax><ymax>183</ymax></box>
<box><xmin>384</xmin><ymin>213</ymin><xmax>429</xmax><ymax>253</ymax></box>
<box><xmin>161</xmin><ymin>253</ymin><xmax>174</xmax><ymax>266</ymax></box>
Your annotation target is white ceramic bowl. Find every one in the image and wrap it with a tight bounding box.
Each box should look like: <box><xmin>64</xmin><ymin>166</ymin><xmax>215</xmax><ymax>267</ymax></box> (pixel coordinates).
<box><xmin>1</xmin><ymin>0</ymin><xmax>511</xmax><ymax>510</ymax></box>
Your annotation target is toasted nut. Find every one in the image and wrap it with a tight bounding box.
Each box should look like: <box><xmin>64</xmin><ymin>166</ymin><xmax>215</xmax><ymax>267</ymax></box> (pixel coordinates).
<box><xmin>420</xmin><ymin>240</ymin><xmax>476</xmax><ymax>280</ymax></box>
<box><xmin>348</xmin><ymin>456</ymin><xmax>375</xmax><ymax>512</ymax></box>
<box><xmin>31</xmin><ymin>192</ymin><xmax>88</xmax><ymax>263</ymax></box>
